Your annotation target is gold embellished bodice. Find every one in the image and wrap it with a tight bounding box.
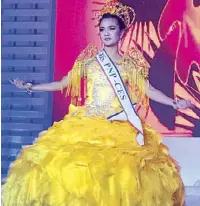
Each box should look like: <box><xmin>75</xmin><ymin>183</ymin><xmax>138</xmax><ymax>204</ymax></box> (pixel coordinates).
<box><xmin>85</xmin><ymin>60</ymin><xmax>128</xmax><ymax>118</ymax></box>
<box><xmin>65</xmin><ymin>45</ymin><xmax>149</xmax><ymax>118</ymax></box>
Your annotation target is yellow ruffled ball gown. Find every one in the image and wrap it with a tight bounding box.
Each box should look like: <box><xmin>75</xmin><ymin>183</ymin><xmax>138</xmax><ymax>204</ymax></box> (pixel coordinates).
<box><xmin>2</xmin><ymin>47</ymin><xmax>185</xmax><ymax>206</ymax></box>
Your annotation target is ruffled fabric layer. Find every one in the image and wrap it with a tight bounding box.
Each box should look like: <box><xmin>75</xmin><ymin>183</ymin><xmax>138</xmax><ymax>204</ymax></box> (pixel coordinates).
<box><xmin>2</xmin><ymin>108</ymin><xmax>184</xmax><ymax>206</ymax></box>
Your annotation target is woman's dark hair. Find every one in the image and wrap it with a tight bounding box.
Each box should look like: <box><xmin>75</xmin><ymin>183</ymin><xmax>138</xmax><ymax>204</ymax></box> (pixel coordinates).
<box><xmin>99</xmin><ymin>13</ymin><xmax>126</xmax><ymax>31</ymax></box>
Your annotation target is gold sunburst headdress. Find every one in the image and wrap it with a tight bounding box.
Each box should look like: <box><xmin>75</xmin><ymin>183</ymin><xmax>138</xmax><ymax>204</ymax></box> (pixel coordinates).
<box><xmin>98</xmin><ymin>0</ymin><xmax>136</xmax><ymax>29</ymax></box>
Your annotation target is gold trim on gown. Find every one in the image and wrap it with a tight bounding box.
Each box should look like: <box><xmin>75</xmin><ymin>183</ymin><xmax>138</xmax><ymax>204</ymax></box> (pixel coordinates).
<box><xmin>2</xmin><ymin>45</ymin><xmax>185</xmax><ymax>206</ymax></box>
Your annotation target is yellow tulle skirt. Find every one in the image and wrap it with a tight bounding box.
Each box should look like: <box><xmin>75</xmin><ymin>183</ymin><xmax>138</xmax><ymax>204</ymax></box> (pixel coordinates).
<box><xmin>2</xmin><ymin>106</ymin><xmax>185</xmax><ymax>206</ymax></box>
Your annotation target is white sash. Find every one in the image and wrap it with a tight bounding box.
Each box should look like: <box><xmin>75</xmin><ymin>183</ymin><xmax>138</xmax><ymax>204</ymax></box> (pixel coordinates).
<box><xmin>96</xmin><ymin>50</ymin><xmax>144</xmax><ymax>142</ymax></box>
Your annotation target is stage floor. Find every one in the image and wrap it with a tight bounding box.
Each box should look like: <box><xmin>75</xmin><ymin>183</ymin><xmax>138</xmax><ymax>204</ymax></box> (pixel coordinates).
<box><xmin>186</xmin><ymin>186</ymin><xmax>200</xmax><ymax>206</ymax></box>
<box><xmin>163</xmin><ymin>137</ymin><xmax>200</xmax><ymax>205</ymax></box>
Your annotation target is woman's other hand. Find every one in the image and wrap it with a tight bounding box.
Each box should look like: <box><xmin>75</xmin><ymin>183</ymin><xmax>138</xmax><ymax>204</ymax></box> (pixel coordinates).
<box><xmin>175</xmin><ymin>99</ymin><xmax>194</xmax><ymax>110</ymax></box>
<box><xmin>9</xmin><ymin>78</ymin><xmax>32</xmax><ymax>90</ymax></box>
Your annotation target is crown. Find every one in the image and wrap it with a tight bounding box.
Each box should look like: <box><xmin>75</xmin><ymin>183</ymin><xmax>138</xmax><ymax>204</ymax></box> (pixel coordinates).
<box><xmin>98</xmin><ymin>0</ymin><xmax>136</xmax><ymax>29</ymax></box>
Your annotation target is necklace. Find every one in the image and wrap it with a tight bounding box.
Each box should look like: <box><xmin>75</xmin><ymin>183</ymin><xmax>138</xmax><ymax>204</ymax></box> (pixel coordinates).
<box><xmin>113</xmin><ymin>58</ymin><xmax>123</xmax><ymax>65</ymax></box>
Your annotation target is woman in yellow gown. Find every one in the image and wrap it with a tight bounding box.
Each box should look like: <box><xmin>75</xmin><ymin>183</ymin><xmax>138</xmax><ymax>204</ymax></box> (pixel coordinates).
<box><xmin>3</xmin><ymin>1</ymin><xmax>192</xmax><ymax>205</ymax></box>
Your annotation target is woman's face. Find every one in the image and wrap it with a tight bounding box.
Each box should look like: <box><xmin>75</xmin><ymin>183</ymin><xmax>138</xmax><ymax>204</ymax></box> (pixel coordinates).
<box><xmin>99</xmin><ymin>18</ymin><xmax>123</xmax><ymax>47</ymax></box>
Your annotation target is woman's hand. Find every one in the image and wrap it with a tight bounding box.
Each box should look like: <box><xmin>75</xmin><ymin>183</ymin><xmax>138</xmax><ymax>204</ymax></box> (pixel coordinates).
<box><xmin>174</xmin><ymin>99</ymin><xmax>194</xmax><ymax>110</ymax></box>
<box><xmin>9</xmin><ymin>78</ymin><xmax>32</xmax><ymax>90</ymax></box>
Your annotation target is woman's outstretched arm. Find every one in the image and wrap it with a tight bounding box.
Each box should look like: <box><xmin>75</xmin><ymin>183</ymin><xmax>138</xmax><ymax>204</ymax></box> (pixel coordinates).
<box><xmin>145</xmin><ymin>81</ymin><xmax>193</xmax><ymax>110</ymax></box>
<box><xmin>10</xmin><ymin>75</ymin><xmax>68</xmax><ymax>92</ymax></box>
